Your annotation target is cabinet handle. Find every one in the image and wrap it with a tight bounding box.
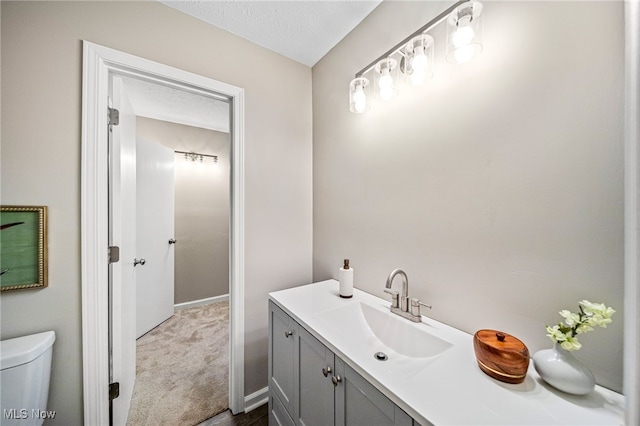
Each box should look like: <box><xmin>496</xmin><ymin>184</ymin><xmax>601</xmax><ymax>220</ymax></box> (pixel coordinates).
<box><xmin>331</xmin><ymin>375</ymin><xmax>342</xmax><ymax>387</ymax></box>
<box><xmin>322</xmin><ymin>366</ymin><xmax>332</xmax><ymax>377</ymax></box>
<box><xmin>284</xmin><ymin>330</ymin><xmax>293</xmax><ymax>338</ymax></box>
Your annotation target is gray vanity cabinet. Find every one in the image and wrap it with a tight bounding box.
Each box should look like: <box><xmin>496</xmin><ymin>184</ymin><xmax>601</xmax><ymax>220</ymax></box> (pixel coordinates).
<box><xmin>269</xmin><ymin>301</ymin><xmax>416</xmax><ymax>426</ymax></box>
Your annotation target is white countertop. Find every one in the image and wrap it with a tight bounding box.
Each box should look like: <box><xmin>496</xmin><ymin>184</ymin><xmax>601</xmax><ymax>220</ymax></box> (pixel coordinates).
<box><xmin>269</xmin><ymin>280</ymin><xmax>625</xmax><ymax>426</ymax></box>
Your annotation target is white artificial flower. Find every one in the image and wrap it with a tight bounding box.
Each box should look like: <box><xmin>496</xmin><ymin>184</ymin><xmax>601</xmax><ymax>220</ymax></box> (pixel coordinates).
<box><xmin>559</xmin><ymin>310</ymin><xmax>580</xmax><ymax>327</ymax></box>
<box><xmin>580</xmin><ymin>300</ymin><xmax>615</xmax><ymax>319</ymax></box>
<box><xmin>545</xmin><ymin>300</ymin><xmax>615</xmax><ymax>351</ymax></box>
<box><xmin>575</xmin><ymin>323</ymin><xmax>594</xmax><ymax>334</ymax></box>
<box><xmin>579</xmin><ymin>300</ymin><xmax>599</xmax><ymax>313</ymax></box>
<box><xmin>587</xmin><ymin>314</ymin><xmax>612</xmax><ymax>328</ymax></box>
<box><xmin>560</xmin><ymin>336</ymin><xmax>582</xmax><ymax>351</ymax></box>
<box><xmin>546</xmin><ymin>325</ymin><xmax>567</xmax><ymax>342</ymax></box>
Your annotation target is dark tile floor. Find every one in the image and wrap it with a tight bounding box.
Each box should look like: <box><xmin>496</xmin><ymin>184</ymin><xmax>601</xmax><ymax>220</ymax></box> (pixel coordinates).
<box><xmin>197</xmin><ymin>403</ymin><xmax>268</xmax><ymax>426</ymax></box>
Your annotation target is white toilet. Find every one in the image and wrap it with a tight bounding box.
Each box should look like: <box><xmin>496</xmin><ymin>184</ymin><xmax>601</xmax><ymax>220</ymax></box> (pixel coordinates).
<box><xmin>1</xmin><ymin>331</ymin><xmax>56</xmax><ymax>426</ymax></box>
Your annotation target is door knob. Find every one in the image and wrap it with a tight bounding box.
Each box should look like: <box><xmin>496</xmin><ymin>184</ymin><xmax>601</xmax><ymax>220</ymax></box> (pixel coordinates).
<box><xmin>133</xmin><ymin>258</ymin><xmax>146</xmax><ymax>267</ymax></box>
<box><xmin>168</xmin><ymin>239</ymin><xmax>176</xmax><ymax>245</ymax></box>
<box><xmin>284</xmin><ymin>330</ymin><xmax>293</xmax><ymax>338</ymax></box>
<box><xmin>331</xmin><ymin>375</ymin><xmax>342</xmax><ymax>387</ymax></box>
<box><xmin>322</xmin><ymin>366</ymin><xmax>332</xmax><ymax>377</ymax></box>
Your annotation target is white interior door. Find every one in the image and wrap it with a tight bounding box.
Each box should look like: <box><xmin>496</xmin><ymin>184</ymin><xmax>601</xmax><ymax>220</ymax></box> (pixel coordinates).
<box><xmin>135</xmin><ymin>138</ymin><xmax>175</xmax><ymax>338</ymax></box>
<box><xmin>109</xmin><ymin>76</ymin><xmax>137</xmax><ymax>426</ymax></box>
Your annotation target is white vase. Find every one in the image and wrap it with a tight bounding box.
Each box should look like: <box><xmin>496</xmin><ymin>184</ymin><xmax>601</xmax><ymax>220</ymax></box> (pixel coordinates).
<box><xmin>532</xmin><ymin>343</ymin><xmax>596</xmax><ymax>395</ymax></box>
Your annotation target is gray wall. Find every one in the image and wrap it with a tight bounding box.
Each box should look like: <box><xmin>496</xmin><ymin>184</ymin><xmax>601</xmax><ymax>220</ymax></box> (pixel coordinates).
<box><xmin>313</xmin><ymin>1</ymin><xmax>625</xmax><ymax>392</ymax></box>
<box><xmin>0</xmin><ymin>2</ymin><xmax>312</xmax><ymax>424</ymax></box>
<box><xmin>137</xmin><ymin>117</ymin><xmax>230</xmax><ymax>304</ymax></box>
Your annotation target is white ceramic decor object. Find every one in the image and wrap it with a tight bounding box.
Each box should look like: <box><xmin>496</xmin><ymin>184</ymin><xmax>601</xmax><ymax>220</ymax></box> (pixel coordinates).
<box><xmin>533</xmin><ymin>343</ymin><xmax>596</xmax><ymax>395</ymax></box>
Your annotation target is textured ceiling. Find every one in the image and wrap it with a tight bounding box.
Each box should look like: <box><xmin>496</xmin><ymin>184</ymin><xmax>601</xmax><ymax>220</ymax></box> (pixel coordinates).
<box><xmin>160</xmin><ymin>0</ymin><xmax>382</xmax><ymax>67</ymax></box>
<box><xmin>121</xmin><ymin>76</ymin><xmax>230</xmax><ymax>133</ymax></box>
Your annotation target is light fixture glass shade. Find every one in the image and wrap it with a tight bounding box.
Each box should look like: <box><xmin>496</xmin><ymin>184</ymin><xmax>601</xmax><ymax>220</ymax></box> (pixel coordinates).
<box><xmin>374</xmin><ymin>58</ymin><xmax>398</xmax><ymax>101</ymax></box>
<box><xmin>403</xmin><ymin>34</ymin><xmax>435</xmax><ymax>85</ymax></box>
<box><xmin>349</xmin><ymin>77</ymin><xmax>370</xmax><ymax>113</ymax></box>
<box><xmin>446</xmin><ymin>1</ymin><xmax>483</xmax><ymax>64</ymax></box>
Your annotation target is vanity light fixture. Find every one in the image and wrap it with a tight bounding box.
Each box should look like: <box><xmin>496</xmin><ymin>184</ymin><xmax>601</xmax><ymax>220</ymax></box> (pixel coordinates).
<box><xmin>349</xmin><ymin>0</ymin><xmax>483</xmax><ymax>113</ymax></box>
<box><xmin>374</xmin><ymin>58</ymin><xmax>398</xmax><ymax>101</ymax></box>
<box><xmin>349</xmin><ymin>77</ymin><xmax>370</xmax><ymax>113</ymax></box>
<box><xmin>403</xmin><ymin>34</ymin><xmax>435</xmax><ymax>86</ymax></box>
<box><xmin>176</xmin><ymin>150</ymin><xmax>218</xmax><ymax>164</ymax></box>
<box><xmin>446</xmin><ymin>1</ymin><xmax>483</xmax><ymax>64</ymax></box>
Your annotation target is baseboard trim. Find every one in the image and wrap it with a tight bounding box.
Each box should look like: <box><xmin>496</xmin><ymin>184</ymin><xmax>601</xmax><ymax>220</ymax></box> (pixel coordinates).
<box><xmin>244</xmin><ymin>387</ymin><xmax>268</xmax><ymax>413</ymax></box>
<box><xmin>174</xmin><ymin>294</ymin><xmax>229</xmax><ymax>311</ymax></box>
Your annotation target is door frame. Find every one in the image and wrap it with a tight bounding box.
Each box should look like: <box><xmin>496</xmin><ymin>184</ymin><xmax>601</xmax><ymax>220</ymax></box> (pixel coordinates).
<box><xmin>81</xmin><ymin>41</ymin><xmax>245</xmax><ymax>424</ymax></box>
<box><xmin>625</xmin><ymin>1</ymin><xmax>640</xmax><ymax>424</ymax></box>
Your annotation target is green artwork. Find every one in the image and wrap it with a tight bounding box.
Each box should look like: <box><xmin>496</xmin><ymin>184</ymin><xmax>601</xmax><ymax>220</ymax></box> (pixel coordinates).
<box><xmin>0</xmin><ymin>206</ymin><xmax>47</xmax><ymax>291</ymax></box>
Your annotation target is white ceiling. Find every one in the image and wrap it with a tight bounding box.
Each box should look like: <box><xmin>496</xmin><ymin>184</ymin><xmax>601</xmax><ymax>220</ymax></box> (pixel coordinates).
<box><xmin>159</xmin><ymin>0</ymin><xmax>382</xmax><ymax>67</ymax></box>
<box><xmin>123</xmin><ymin>1</ymin><xmax>382</xmax><ymax>131</ymax></box>
<box><xmin>121</xmin><ymin>76</ymin><xmax>230</xmax><ymax>133</ymax></box>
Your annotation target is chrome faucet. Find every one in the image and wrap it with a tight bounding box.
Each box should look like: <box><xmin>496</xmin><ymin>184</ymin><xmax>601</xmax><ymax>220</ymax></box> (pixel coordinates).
<box><xmin>385</xmin><ymin>268</ymin><xmax>409</xmax><ymax>311</ymax></box>
<box><xmin>384</xmin><ymin>268</ymin><xmax>431</xmax><ymax>323</ymax></box>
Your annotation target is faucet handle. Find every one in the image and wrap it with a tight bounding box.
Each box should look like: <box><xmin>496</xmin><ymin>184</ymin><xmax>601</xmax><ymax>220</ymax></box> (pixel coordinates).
<box><xmin>384</xmin><ymin>289</ymin><xmax>399</xmax><ymax>308</ymax></box>
<box><xmin>418</xmin><ymin>300</ymin><xmax>432</xmax><ymax>309</ymax></box>
<box><xmin>410</xmin><ymin>298</ymin><xmax>432</xmax><ymax>316</ymax></box>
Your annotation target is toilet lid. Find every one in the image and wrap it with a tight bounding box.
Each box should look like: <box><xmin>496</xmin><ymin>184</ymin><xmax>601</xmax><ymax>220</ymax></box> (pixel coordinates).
<box><xmin>1</xmin><ymin>331</ymin><xmax>55</xmax><ymax>370</ymax></box>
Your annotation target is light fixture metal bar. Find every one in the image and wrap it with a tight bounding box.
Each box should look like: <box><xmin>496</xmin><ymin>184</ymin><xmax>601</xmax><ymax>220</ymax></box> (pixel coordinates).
<box><xmin>175</xmin><ymin>150</ymin><xmax>218</xmax><ymax>160</ymax></box>
<box><xmin>355</xmin><ymin>0</ymin><xmax>467</xmax><ymax>78</ymax></box>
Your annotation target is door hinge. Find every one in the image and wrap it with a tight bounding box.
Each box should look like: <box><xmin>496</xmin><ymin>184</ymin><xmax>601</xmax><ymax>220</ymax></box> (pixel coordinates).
<box><xmin>108</xmin><ymin>246</ymin><xmax>120</xmax><ymax>264</ymax></box>
<box><xmin>109</xmin><ymin>382</ymin><xmax>120</xmax><ymax>401</ymax></box>
<box><xmin>108</xmin><ymin>108</ymin><xmax>120</xmax><ymax>127</ymax></box>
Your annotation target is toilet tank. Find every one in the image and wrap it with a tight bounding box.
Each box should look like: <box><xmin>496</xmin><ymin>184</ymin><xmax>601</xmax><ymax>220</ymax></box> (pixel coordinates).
<box><xmin>1</xmin><ymin>331</ymin><xmax>56</xmax><ymax>426</ymax></box>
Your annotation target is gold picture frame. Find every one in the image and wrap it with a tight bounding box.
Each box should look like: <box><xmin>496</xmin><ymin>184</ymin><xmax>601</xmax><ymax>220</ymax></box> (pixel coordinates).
<box><xmin>0</xmin><ymin>206</ymin><xmax>48</xmax><ymax>291</ymax></box>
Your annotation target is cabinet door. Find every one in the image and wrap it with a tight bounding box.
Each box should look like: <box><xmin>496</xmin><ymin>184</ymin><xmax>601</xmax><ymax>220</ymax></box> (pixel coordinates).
<box><xmin>335</xmin><ymin>358</ymin><xmax>413</xmax><ymax>426</ymax></box>
<box><xmin>270</xmin><ymin>392</ymin><xmax>296</xmax><ymax>426</ymax></box>
<box><xmin>294</xmin><ymin>325</ymin><xmax>335</xmax><ymax>426</ymax></box>
<box><xmin>269</xmin><ymin>302</ymin><xmax>297</xmax><ymax>416</ymax></box>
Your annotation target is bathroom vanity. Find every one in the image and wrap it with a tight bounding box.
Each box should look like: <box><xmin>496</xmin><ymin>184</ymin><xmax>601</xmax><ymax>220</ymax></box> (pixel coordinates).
<box><xmin>268</xmin><ymin>280</ymin><xmax>624</xmax><ymax>426</ymax></box>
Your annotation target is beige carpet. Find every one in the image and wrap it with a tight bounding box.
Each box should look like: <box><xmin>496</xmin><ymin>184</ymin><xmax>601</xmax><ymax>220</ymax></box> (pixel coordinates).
<box><xmin>127</xmin><ymin>302</ymin><xmax>229</xmax><ymax>426</ymax></box>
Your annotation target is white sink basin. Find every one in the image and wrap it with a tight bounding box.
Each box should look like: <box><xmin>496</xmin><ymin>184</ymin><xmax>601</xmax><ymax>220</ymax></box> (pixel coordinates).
<box><xmin>316</xmin><ymin>300</ymin><xmax>452</xmax><ymax>359</ymax></box>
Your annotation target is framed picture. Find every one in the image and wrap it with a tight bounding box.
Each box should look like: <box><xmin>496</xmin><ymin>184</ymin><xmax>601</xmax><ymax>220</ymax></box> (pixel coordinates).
<box><xmin>0</xmin><ymin>206</ymin><xmax>48</xmax><ymax>291</ymax></box>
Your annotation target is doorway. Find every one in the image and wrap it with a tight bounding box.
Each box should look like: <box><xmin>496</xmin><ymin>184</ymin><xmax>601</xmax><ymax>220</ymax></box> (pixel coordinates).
<box><xmin>115</xmin><ymin>76</ymin><xmax>232</xmax><ymax>424</ymax></box>
<box><xmin>81</xmin><ymin>41</ymin><xmax>245</xmax><ymax>425</ymax></box>
<box><xmin>120</xmin><ymin>75</ymin><xmax>232</xmax><ymax>334</ymax></box>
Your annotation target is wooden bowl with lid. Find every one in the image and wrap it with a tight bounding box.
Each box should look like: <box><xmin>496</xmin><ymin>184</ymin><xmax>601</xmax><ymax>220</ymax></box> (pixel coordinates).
<box><xmin>473</xmin><ymin>329</ymin><xmax>530</xmax><ymax>384</ymax></box>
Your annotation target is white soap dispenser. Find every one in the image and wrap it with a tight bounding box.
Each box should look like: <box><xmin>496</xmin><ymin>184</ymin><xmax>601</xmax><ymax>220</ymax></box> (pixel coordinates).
<box><xmin>339</xmin><ymin>259</ymin><xmax>353</xmax><ymax>298</ymax></box>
